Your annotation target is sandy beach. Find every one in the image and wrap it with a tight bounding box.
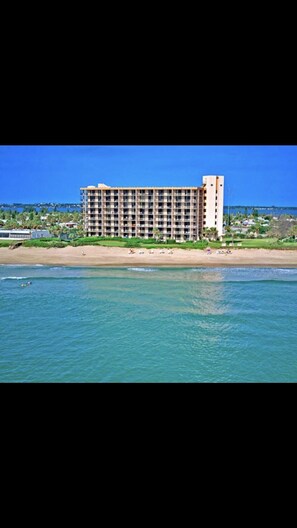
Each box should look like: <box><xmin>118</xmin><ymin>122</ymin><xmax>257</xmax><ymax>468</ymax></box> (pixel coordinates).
<box><xmin>0</xmin><ymin>245</ymin><xmax>297</xmax><ymax>267</ymax></box>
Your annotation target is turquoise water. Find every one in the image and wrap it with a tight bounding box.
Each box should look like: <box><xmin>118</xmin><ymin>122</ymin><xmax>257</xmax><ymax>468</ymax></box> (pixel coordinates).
<box><xmin>1</xmin><ymin>265</ymin><xmax>297</xmax><ymax>382</ymax></box>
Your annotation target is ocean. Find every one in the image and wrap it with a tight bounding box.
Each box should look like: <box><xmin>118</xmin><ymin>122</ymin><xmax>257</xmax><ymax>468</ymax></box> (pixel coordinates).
<box><xmin>1</xmin><ymin>265</ymin><xmax>297</xmax><ymax>382</ymax></box>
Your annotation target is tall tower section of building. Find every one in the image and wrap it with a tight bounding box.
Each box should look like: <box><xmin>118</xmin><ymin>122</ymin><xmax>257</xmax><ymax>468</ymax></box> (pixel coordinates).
<box><xmin>203</xmin><ymin>176</ymin><xmax>224</xmax><ymax>237</ymax></box>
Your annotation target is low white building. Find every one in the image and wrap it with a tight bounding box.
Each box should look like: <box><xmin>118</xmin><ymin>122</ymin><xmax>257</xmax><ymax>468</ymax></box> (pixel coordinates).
<box><xmin>0</xmin><ymin>229</ymin><xmax>53</xmax><ymax>240</ymax></box>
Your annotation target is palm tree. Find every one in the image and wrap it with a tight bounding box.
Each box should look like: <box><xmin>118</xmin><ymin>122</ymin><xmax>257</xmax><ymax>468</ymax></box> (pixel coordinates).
<box><xmin>153</xmin><ymin>228</ymin><xmax>162</xmax><ymax>241</ymax></box>
<box><xmin>290</xmin><ymin>224</ymin><xmax>297</xmax><ymax>240</ymax></box>
<box><xmin>203</xmin><ymin>227</ymin><xmax>218</xmax><ymax>241</ymax></box>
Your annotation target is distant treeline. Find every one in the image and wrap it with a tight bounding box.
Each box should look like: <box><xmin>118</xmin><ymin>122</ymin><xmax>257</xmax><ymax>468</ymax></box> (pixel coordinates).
<box><xmin>0</xmin><ymin>203</ymin><xmax>80</xmax><ymax>207</ymax></box>
<box><xmin>226</xmin><ymin>205</ymin><xmax>297</xmax><ymax>209</ymax></box>
<box><xmin>0</xmin><ymin>204</ymin><xmax>81</xmax><ymax>212</ymax></box>
<box><xmin>0</xmin><ymin>203</ymin><xmax>296</xmax><ymax>216</ymax></box>
<box><xmin>224</xmin><ymin>206</ymin><xmax>297</xmax><ymax>216</ymax></box>
<box><xmin>1</xmin><ymin>203</ymin><xmax>296</xmax><ymax>208</ymax></box>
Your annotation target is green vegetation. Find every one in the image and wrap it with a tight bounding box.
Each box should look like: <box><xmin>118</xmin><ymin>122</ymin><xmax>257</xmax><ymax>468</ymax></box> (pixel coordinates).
<box><xmin>0</xmin><ymin>207</ymin><xmax>84</xmax><ymax>235</ymax></box>
<box><xmin>224</xmin><ymin>237</ymin><xmax>297</xmax><ymax>249</ymax></box>
<box><xmin>70</xmin><ymin>237</ymin><xmax>213</xmax><ymax>250</ymax></box>
<box><xmin>203</xmin><ymin>227</ymin><xmax>219</xmax><ymax>240</ymax></box>
<box><xmin>1</xmin><ymin>234</ymin><xmax>296</xmax><ymax>250</ymax></box>
<box><xmin>267</xmin><ymin>216</ymin><xmax>297</xmax><ymax>240</ymax></box>
<box><xmin>70</xmin><ymin>236</ymin><xmax>125</xmax><ymax>247</ymax></box>
<box><xmin>23</xmin><ymin>238</ymin><xmax>69</xmax><ymax>248</ymax></box>
<box><xmin>1</xmin><ymin>206</ymin><xmax>297</xmax><ymax>251</ymax></box>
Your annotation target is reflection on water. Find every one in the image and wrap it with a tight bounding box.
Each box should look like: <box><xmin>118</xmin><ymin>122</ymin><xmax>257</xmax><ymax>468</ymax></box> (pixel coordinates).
<box><xmin>191</xmin><ymin>281</ymin><xmax>227</xmax><ymax>316</ymax></box>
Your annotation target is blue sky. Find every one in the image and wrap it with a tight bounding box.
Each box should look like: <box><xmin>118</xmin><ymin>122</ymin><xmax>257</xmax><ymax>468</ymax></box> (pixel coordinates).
<box><xmin>0</xmin><ymin>145</ymin><xmax>296</xmax><ymax>205</ymax></box>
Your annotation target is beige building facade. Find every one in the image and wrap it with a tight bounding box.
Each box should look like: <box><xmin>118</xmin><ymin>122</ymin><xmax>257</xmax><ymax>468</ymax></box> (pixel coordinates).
<box><xmin>80</xmin><ymin>175</ymin><xmax>224</xmax><ymax>241</ymax></box>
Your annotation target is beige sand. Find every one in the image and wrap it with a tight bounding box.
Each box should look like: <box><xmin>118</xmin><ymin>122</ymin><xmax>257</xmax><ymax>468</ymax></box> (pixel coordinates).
<box><xmin>0</xmin><ymin>246</ymin><xmax>297</xmax><ymax>267</ymax></box>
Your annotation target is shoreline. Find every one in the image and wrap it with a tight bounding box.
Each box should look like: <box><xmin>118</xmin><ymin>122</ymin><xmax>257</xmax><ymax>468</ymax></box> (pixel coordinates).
<box><xmin>1</xmin><ymin>246</ymin><xmax>297</xmax><ymax>268</ymax></box>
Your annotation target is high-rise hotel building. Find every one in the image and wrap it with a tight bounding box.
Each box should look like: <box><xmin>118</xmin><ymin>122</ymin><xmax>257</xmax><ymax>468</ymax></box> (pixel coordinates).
<box><xmin>80</xmin><ymin>175</ymin><xmax>224</xmax><ymax>241</ymax></box>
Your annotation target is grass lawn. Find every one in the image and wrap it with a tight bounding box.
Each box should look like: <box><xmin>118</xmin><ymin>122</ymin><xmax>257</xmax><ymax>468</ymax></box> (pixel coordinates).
<box><xmin>224</xmin><ymin>237</ymin><xmax>297</xmax><ymax>249</ymax></box>
<box><xmin>70</xmin><ymin>237</ymin><xmax>213</xmax><ymax>250</ymax></box>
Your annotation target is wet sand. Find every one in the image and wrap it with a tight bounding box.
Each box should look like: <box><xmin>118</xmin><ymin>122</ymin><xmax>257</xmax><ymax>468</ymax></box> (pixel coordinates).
<box><xmin>0</xmin><ymin>246</ymin><xmax>297</xmax><ymax>267</ymax></box>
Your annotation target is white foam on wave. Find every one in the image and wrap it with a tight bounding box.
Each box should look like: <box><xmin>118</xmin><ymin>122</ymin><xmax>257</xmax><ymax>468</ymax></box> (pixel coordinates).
<box><xmin>0</xmin><ymin>264</ymin><xmax>28</xmax><ymax>267</ymax></box>
<box><xmin>127</xmin><ymin>267</ymin><xmax>157</xmax><ymax>273</ymax></box>
<box><xmin>1</xmin><ymin>276</ymin><xmax>28</xmax><ymax>280</ymax></box>
<box><xmin>277</xmin><ymin>268</ymin><xmax>297</xmax><ymax>273</ymax></box>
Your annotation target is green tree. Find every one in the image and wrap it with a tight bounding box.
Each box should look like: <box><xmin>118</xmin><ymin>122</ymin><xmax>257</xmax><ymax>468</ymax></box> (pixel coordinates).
<box><xmin>203</xmin><ymin>227</ymin><xmax>218</xmax><ymax>240</ymax></box>
<box><xmin>268</xmin><ymin>216</ymin><xmax>292</xmax><ymax>240</ymax></box>
<box><xmin>5</xmin><ymin>219</ymin><xmax>19</xmax><ymax>229</ymax></box>
<box><xmin>224</xmin><ymin>225</ymin><xmax>235</xmax><ymax>243</ymax></box>
<box><xmin>153</xmin><ymin>228</ymin><xmax>162</xmax><ymax>241</ymax></box>
<box><xmin>223</xmin><ymin>213</ymin><xmax>233</xmax><ymax>226</ymax></box>
<box><xmin>290</xmin><ymin>223</ymin><xmax>297</xmax><ymax>239</ymax></box>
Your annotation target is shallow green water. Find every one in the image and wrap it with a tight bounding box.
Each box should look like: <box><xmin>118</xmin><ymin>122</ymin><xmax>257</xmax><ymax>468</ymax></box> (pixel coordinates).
<box><xmin>1</xmin><ymin>265</ymin><xmax>297</xmax><ymax>382</ymax></box>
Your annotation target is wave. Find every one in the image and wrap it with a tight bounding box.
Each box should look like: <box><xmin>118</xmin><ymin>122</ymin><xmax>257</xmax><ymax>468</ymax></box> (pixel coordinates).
<box><xmin>1</xmin><ymin>266</ymin><xmax>297</xmax><ymax>282</ymax></box>
<box><xmin>127</xmin><ymin>267</ymin><xmax>157</xmax><ymax>273</ymax></box>
<box><xmin>0</xmin><ymin>264</ymin><xmax>29</xmax><ymax>267</ymax></box>
<box><xmin>1</xmin><ymin>276</ymin><xmax>28</xmax><ymax>280</ymax></box>
<box><xmin>238</xmin><ymin>278</ymin><xmax>296</xmax><ymax>283</ymax></box>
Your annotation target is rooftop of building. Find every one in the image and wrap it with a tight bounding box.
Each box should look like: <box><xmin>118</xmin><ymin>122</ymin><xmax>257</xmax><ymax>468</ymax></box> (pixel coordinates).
<box><xmin>80</xmin><ymin>184</ymin><xmax>203</xmax><ymax>191</ymax></box>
